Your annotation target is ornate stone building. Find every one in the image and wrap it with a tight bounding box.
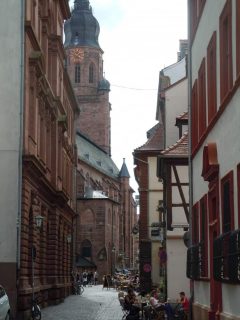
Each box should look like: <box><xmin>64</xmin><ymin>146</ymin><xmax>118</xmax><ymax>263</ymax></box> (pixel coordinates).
<box><xmin>0</xmin><ymin>1</ymin><xmax>79</xmax><ymax>318</ymax></box>
<box><xmin>64</xmin><ymin>0</ymin><xmax>138</xmax><ymax>278</ymax></box>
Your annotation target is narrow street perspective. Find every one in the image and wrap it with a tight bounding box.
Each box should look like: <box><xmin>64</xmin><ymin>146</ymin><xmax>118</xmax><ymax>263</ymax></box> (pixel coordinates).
<box><xmin>41</xmin><ymin>286</ymin><xmax>122</xmax><ymax>320</ymax></box>
<box><xmin>0</xmin><ymin>0</ymin><xmax>240</xmax><ymax>320</ymax></box>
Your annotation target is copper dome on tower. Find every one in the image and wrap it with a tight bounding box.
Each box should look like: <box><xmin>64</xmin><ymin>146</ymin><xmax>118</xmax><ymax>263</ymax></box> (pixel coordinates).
<box><xmin>64</xmin><ymin>0</ymin><xmax>101</xmax><ymax>49</ymax></box>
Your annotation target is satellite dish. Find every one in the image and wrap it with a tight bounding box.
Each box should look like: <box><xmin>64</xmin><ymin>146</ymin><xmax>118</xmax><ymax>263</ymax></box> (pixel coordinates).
<box><xmin>183</xmin><ymin>231</ymin><xmax>190</xmax><ymax>248</ymax></box>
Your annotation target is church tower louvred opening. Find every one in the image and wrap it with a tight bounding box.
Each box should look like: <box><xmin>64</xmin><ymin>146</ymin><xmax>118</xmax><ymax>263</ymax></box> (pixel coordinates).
<box><xmin>64</xmin><ymin>0</ymin><xmax>111</xmax><ymax>155</ymax></box>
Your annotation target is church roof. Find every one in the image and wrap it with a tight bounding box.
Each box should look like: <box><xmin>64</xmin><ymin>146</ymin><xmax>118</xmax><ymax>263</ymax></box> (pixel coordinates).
<box><xmin>64</xmin><ymin>0</ymin><xmax>101</xmax><ymax>49</ymax></box>
<box><xmin>119</xmin><ymin>158</ymin><xmax>130</xmax><ymax>178</ymax></box>
<box><xmin>76</xmin><ymin>131</ymin><xmax>119</xmax><ymax>179</ymax></box>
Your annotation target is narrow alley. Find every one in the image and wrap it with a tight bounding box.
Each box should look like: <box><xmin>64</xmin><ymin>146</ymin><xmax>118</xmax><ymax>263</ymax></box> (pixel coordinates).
<box><xmin>41</xmin><ymin>285</ymin><xmax>122</xmax><ymax>320</ymax></box>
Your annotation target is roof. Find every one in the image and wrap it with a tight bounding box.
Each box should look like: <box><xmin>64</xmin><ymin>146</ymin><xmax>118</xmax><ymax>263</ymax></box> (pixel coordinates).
<box><xmin>135</xmin><ymin>123</ymin><xmax>164</xmax><ymax>151</ymax></box>
<box><xmin>176</xmin><ymin>111</ymin><xmax>188</xmax><ymax>121</ymax></box>
<box><xmin>76</xmin><ymin>132</ymin><xmax>119</xmax><ymax>179</ymax></box>
<box><xmin>161</xmin><ymin>132</ymin><xmax>188</xmax><ymax>157</ymax></box>
<box><xmin>75</xmin><ymin>257</ymin><xmax>96</xmax><ymax>268</ymax></box>
<box><xmin>119</xmin><ymin>158</ymin><xmax>130</xmax><ymax>178</ymax></box>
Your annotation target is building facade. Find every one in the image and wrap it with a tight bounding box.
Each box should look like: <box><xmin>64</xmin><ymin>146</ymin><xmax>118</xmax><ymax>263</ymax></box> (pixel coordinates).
<box><xmin>133</xmin><ymin>124</ymin><xmax>165</xmax><ymax>292</ymax></box>
<box><xmin>156</xmin><ymin>56</ymin><xmax>190</xmax><ymax>301</ymax></box>
<box><xmin>64</xmin><ymin>0</ymin><xmax>137</xmax><ymax>279</ymax></box>
<box><xmin>0</xmin><ymin>0</ymin><xmax>79</xmax><ymax>318</ymax></box>
<box><xmin>188</xmin><ymin>1</ymin><xmax>240</xmax><ymax>319</ymax></box>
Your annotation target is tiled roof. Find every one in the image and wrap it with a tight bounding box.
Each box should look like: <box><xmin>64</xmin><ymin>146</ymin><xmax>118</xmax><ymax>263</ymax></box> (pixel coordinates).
<box><xmin>161</xmin><ymin>132</ymin><xmax>188</xmax><ymax>157</ymax></box>
<box><xmin>136</xmin><ymin>123</ymin><xmax>164</xmax><ymax>151</ymax></box>
<box><xmin>176</xmin><ymin>111</ymin><xmax>188</xmax><ymax>121</ymax></box>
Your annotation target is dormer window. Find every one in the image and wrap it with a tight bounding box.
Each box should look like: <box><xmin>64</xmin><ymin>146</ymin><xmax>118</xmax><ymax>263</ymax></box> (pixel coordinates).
<box><xmin>75</xmin><ymin>64</ymin><xmax>81</xmax><ymax>83</ymax></box>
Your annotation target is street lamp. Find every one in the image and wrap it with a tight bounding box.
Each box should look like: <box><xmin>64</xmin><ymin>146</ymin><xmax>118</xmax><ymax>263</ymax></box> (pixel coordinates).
<box><xmin>32</xmin><ymin>215</ymin><xmax>44</xmax><ymax>303</ymax></box>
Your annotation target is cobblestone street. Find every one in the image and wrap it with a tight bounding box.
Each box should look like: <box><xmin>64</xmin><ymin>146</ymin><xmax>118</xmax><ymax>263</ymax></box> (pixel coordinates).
<box><xmin>41</xmin><ymin>285</ymin><xmax>123</xmax><ymax>320</ymax></box>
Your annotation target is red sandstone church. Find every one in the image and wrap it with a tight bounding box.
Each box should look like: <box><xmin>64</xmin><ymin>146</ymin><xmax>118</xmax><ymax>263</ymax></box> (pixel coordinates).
<box><xmin>64</xmin><ymin>0</ymin><xmax>138</xmax><ymax>281</ymax></box>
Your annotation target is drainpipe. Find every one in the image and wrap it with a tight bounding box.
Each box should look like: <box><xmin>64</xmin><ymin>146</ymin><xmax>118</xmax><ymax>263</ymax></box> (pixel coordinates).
<box><xmin>187</xmin><ymin>1</ymin><xmax>194</xmax><ymax>319</ymax></box>
<box><xmin>16</xmin><ymin>0</ymin><xmax>25</xmax><ymax>290</ymax></box>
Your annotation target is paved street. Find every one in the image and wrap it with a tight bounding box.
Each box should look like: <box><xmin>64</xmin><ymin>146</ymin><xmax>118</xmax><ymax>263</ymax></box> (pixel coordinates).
<box><xmin>41</xmin><ymin>285</ymin><xmax>123</xmax><ymax>320</ymax></box>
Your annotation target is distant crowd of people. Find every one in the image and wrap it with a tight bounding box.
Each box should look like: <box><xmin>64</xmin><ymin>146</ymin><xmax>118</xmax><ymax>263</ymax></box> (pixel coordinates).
<box><xmin>72</xmin><ymin>269</ymin><xmax>98</xmax><ymax>287</ymax></box>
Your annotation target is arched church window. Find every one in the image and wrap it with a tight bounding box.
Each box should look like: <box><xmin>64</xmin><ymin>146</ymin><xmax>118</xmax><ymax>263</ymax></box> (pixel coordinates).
<box><xmin>89</xmin><ymin>63</ymin><xmax>94</xmax><ymax>83</ymax></box>
<box><xmin>81</xmin><ymin>239</ymin><xmax>92</xmax><ymax>257</ymax></box>
<box><xmin>75</xmin><ymin>64</ymin><xmax>81</xmax><ymax>83</ymax></box>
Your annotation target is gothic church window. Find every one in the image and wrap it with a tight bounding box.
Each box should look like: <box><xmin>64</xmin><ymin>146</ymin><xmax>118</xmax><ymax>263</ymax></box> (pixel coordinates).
<box><xmin>82</xmin><ymin>239</ymin><xmax>92</xmax><ymax>257</ymax></box>
<box><xmin>89</xmin><ymin>63</ymin><xmax>94</xmax><ymax>83</ymax></box>
<box><xmin>75</xmin><ymin>64</ymin><xmax>81</xmax><ymax>83</ymax></box>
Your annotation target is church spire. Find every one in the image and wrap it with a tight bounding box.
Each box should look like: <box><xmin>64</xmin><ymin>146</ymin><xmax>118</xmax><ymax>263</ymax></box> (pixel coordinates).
<box><xmin>74</xmin><ymin>0</ymin><xmax>91</xmax><ymax>11</ymax></box>
<box><xmin>119</xmin><ymin>158</ymin><xmax>130</xmax><ymax>178</ymax></box>
<box><xmin>64</xmin><ymin>0</ymin><xmax>100</xmax><ymax>49</ymax></box>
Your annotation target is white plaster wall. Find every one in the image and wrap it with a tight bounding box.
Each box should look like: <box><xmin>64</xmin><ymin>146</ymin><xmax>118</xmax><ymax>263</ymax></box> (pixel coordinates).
<box><xmin>166</xmin><ymin>238</ymin><xmax>190</xmax><ymax>301</ymax></box>
<box><xmin>191</xmin><ymin>0</ymin><xmax>226</xmax><ymax>112</ymax></box>
<box><xmin>191</xmin><ymin>0</ymin><xmax>240</xmax><ymax>313</ymax></box>
<box><xmin>0</xmin><ymin>1</ymin><xmax>22</xmax><ymax>262</ymax></box>
<box><xmin>194</xmin><ymin>281</ymin><xmax>210</xmax><ymax>308</ymax></box>
<box><xmin>165</xmin><ymin>79</ymin><xmax>188</xmax><ymax>148</ymax></box>
<box><xmin>192</xmin><ymin>84</ymin><xmax>240</xmax><ymax>225</ymax></box>
<box><xmin>148</xmin><ymin>157</ymin><xmax>163</xmax><ymax>238</ymax></box>
<box><xmin>222</xmin><ymin>283</ymin><xmax>240</xmax><ymax>316</ymax></box>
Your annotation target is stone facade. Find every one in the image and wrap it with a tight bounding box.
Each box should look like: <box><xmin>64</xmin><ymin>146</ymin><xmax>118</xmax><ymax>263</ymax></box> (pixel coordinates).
<box><xmin>18</xmin><ymin>0</ymin><xmax>78</xmax><ymax>317</ymax></box>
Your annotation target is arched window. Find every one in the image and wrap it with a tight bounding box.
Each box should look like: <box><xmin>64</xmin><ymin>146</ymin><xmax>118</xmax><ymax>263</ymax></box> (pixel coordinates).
<box><xmin>81</xmin><ymin>239</ymin><xmax>92</xmax><ymax>257</ymax></box>
<box><xmin>75</xmin><ymin>64</ymin><xmax>81</xmax><ymax>83</ymax></box>
<box><xmin>89</xmin><ymin>63</ymin><xmax>94</xmax><ymax>83</ymax></box>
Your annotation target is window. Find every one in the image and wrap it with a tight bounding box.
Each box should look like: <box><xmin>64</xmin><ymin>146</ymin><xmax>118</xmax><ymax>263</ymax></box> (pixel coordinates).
<box><xmin>199</xmin><ymin>195</ymin><xmax>208</xmax><ymax>277</ymax></box>
<box><xmin>89</xmin><ymin>63</ymin><xmax>94</xmax><ymax>83</ymax></box>
<box><xmin>207</xmin><ymin>32</ymin><xmax>217</xmax><ymax>124</ymax></box>
<box><xmin>221</xmin><ymin>171</ymin><xmax>234</xmax><ymax>233</ymax></box>
<box><xmin>191</xmin><ymin>80</ymin><xmax>198</xmax><ymax>151</ymax></box>
<box><xmin>75</xmin><ymin>64</ymin><xmax>81</xmax><ymax>83</ymax></box>
<box><xmin>192</xmin><ymin>203</ymin><xmax>199</xmax><ymax>245</ymax></box>
<box><xmin>198</xmin><ymin>58</ymin><xmax>206</xmax><ymax>137</ymax></box>
<box><xmin>82</xmin><ymin>239</ymin><xmax>92</xmax><ymax>257</ymax></box>
<box><xmin>236</xmin><ymin>0</ymin><xmax>240</xmax><ymax>76</ymax></box>
<box><xmin>219</xmin><ymin>0</ymin><xmax>233</xmax><ymax>102</ymax></box>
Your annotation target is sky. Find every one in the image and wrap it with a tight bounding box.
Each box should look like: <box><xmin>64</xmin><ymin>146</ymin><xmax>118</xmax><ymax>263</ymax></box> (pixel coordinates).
<box><xmin>69</xmin><ymin>0</ymin><xmax>188</xmax><ymax>195</ymax></box>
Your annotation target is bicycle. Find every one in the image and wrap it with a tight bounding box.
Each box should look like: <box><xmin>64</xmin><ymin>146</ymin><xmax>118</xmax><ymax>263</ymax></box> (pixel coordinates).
<box><xmin>31</xmin><ymin>298</ymin><xmax>41</xmax><ymax>320</ymax></box>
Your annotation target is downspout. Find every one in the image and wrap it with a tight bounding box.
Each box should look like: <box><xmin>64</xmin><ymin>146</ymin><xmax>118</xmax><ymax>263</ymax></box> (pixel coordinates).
<box><xmin>187</xmin><ymin>0</ymin><xmax>194</xmax><ymax>319</ymax></box>
<box><xmin>17</xmin><ymin>0</ymin><xmax>25</xmax><ymax>287</ymax></box>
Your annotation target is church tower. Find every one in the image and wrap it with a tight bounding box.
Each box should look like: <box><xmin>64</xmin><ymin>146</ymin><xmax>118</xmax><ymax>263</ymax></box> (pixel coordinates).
<box><xmin>64</xmin><ymin>0</ymin><xmax>111</xmax><ymax>155</ymax></box>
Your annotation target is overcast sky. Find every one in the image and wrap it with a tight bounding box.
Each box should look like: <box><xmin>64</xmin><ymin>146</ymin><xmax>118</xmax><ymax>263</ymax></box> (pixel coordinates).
<box><xmin>69</xmin><ymin>0</ymin><xmax>188</xmax><ymax>194</ymax></box>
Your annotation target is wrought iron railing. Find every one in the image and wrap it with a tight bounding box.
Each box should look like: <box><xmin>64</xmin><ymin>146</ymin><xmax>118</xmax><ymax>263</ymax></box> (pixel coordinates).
<box><xmin>213</xmin><ymin>230</ymin><xmax>240</xmax><ymax>283</ymax></box>
<box><xmin>186</xmin><ymin>244</ymin><xmax>200</xmax><ymax>280</ymax></box>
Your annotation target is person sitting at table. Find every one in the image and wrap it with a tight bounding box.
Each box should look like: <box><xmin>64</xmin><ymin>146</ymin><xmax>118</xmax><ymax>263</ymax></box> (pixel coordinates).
<box><xmin>149</xmin><ymin>290</ymin><xmax>165</xmax><ymax>311</ymax></box>
<box><xmin>124</xmin><ymin>288</ymin><xmax>140</xmax><ymax>318</ymax></box>
<box><xmin>143</xmin><ymin>290</ymin><xmax>164</xmax><ymax>319</ymax></box>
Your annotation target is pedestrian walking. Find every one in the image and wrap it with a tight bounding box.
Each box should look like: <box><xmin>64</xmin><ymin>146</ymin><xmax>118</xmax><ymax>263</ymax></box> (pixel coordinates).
<box><xmin>82</xmin><ymin>270</ymin><xmax>88</xmax><ymax>287</ymax></box>
<box><xmin>102</xmin><ymin>275</ymin><xmax>109</xmax><ymax>290</ymax></box>
<box><xmin>94</xmin><ymin>270</ymin><xmax>98</xmax><ymax>285</ymax></box>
